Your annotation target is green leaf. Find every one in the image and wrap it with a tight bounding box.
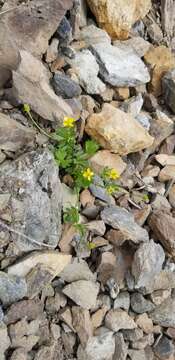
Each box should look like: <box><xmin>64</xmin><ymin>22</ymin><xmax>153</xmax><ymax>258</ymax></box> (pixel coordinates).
<box><xmin>63</xmin><ymin>206</ymin><xmax>80</xmax><ymax>225</ymax></box>
<box><xmin>85</xmin><ymin>139</ymin><xmax>100</xmax><ymax>156</ymax></box>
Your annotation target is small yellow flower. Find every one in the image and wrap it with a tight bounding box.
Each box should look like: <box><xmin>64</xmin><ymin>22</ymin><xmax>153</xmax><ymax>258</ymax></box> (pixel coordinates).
<box><xmin>63</xmin><ymin>116</ymin><xmax>76</xmax><ymax>128</ymax></box>
<box><xmin>108</xmin><ymin>168</ymin><xmax>120</xmax><ymax>180</ymax></box>
<box><xmin>83</xmin><ymin>168</ymin><xmax>94</xmax><ymax>181</ymax></box>
<box><xmin>107</xmin><ymin>185</ymin><xmax>115</xmax><ymax>195</ymax></box>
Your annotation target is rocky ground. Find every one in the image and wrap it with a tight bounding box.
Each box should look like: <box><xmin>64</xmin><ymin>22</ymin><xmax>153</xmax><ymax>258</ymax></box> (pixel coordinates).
<box><xmin>0</xmin><ymin>0</ymin><xmax>175</xmax><ymax>359</ymax></box>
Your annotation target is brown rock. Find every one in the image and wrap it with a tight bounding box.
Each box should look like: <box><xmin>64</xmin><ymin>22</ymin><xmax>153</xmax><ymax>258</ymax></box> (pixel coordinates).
<box><xmin>148</xmin><ymin>110</ymin><xmax>174</xmax><ymax>154</ymax></box>
<box><xmin>158</xmin><ymin>165</ymin><xmax>175</xmax><ymax>182</ymax></box>
<box><xmin>59</xmin><ymin>307</ymin><xmax>75</xmax><ymax>331</ymax></box>
<box><xmin>155</xmin><ymin>154</ymin><xmax>175</xmax><ymax>166</ymax></box>
<box><xmin>114</xmin><ymin>87</ymin><xmax>130</xmax><ymax>100</ymax></box>
<box><xmin>90</xmin><ymin>150</ymin><xmax>127</xmax><ymax>176</ymax></box>
<box><xmin>136</xmin><ymin>313</ymin><xmax>154</xmax><ymax>334</ymax></box>
<box><xmin>72</xmin><ymin>306</ymin><xmax>93</xmax><ymax>346</ymax></box>
<box><xmin>59</xmin><ymin>224</ymin><xmax>76</xmax><ymax>253</ymax></box>
<box><xmin>86</xmin><ymin>104</ymin><xmax>154</xmax><ymax>155</ymax></box>
<box><xmin>80</xmin><ymin>189</ymin><xmax>95</xmax><ymax>207</ymax></box>
<box><xmin>159</xmin><ymin>135</ymin><xmax>175</xmax><ymax>155</ymax></box>
<box><xmin>87</xmin><ymin>0</ymin><xmax>151</xmax><ymax>40</ymax></box>
<box><xmin>105</xmin><ymin>309</ymin><xmax>137</xmax><ymax>332</ymax></box>
<box><xmin>169</xmin><ymin>185</ymin><xmax>175</xmax><ymax>208</ymax></box>
<box><xmin>4</xmin><ymin>299</ymin><xmax>43</xmax><ymax>325</ymax></box>
<box><xmin>144</xmin><ymin>46</ymin><xmax>175</xmax><ymax>96</ymax></box>
<box><xmin>91</xmin><ymin>306</ymin><xmax>108</xmax><ymax>330</ymax></box>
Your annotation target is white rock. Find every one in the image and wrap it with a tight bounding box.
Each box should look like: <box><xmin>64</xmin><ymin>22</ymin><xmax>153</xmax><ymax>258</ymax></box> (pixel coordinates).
<box><xmin>63</xmin><ymin>280</ymin><xmax>99</xmax><ymax>309</ymax></box>
<box><xmin>77</xmin><ymin>331</ymin><xmax>115</xmax><ymax>360</ymax></box>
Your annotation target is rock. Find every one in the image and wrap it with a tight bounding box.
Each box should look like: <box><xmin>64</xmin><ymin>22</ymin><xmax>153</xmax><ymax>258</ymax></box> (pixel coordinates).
<box><xmin>77</xmin><ymin>331</ymin><xmax>115</xmax><ymax>360</ymax></box>
<box><xmin>79</xmin><ymin>24</ymin><xmax>111</xmax><ymax>46</ymax></box>
<box><xmin>131</xmin><ymin>293</ymin><xmax>155</xmax><ymax>314</ymax></box>
<box><xmin>105</xmin><ymin>309</ymin><xmax>137</xmax><ymax>332</ymax></box>
<box><xmin>62</xmin><ymin>183</ymin><xmax>78</xmax><ymax>211</ymax></box>
<box><xmin>63</xmin><ymin>280</ymin><xmax>99</xmax><ymax>309</ymax></box>
<box><xmin>13</xmin><ymin>50</ymin><xmax>73</xmax><ymax>122</ymax></box>
<box><xmin>136</xmin><ymin>313</ymin><xmax>154</xmax><ymax>334</ymax></box>
<box><xmin>0</xmin><ymin>271</ymin><xmax>27</xmax><ymax>306</ymax></box>
<box><xmin>52</xmin><ymin>72</ymin><xmax>81</xmax><ymax>99</ymax></box>
<box><xmin>4</xmin><ymin>299</ymin><xmax>44</xmax><ymax>325</ymax></box>
<box><xmin>0</xmin><ymin>112</ymin><xmax>35</xmax><ymax>152</ymax></box>
<box><xmin>150</xmin><ymin>289</ymin><xmax>171</xmax><ymax>306</ymax></box>
<box><xmin>45</xmin><ymin>292</ymin><xmax>67</xmax><ymax>315</ymax></box>
<box><xmin>131</xmin><ymin>333</ymin><xmax>154</xmax><ymax>350</ymax></box>
<box><xmin>59</xmin><ymin>307</ymin><xmax>74</xmax><ymax>331</ymax></box>
<box><xmin>155</xmin><ymin>154</ymin><xmax>175</xmax><ymax>166</ymax></box>
<box><xmin>86</xmin><ymin>104</ymin><xmax>153</xmax><ymax>155</ymax></box>
<box><xmin>45</xmin><ymin>38</ymin><xmax>59</xmax><ymax>63</ymax></box>
<box><xmin>139</xmin><ymin>271</ymin><xmax>175</xmax><ymax>295</ymax></box>
<box><xmin>60</xmin><ymin>258</ymin><xmax>96</xmax><ymax>282</ymax></box>
<box><xmin>149</xmin><ymin>212</ymin><xmax>175</xmax><ymax>257</ymax></box>
<box><xmin>132</xmin><ymin>240</ymin><xmax>165</xmax><ymax>288</ymax></box>
<box><xmin>113</xmin><ymin>333</ymin><xmax>128</xmax><ymax>360</ymax></box>
<box><xmin>158</xmin><ymin>165</ymin><xmax>175</xmax><ymax>182</ymax></box>
<box><xmin>122</xmin><ymin>328</ymin><xmax>144</xmax><ymax>342</ymax></box>
<box><xmin>8</xmin><ymin>251</ymin><xmax>71</xmax><ymax>278</ymax></box>
<box><xmin>0</xmin><ymin>149</ymin><xmax>62</xmax><ymax>251</ymax></box>
<box><xmin>26</xmin><ymin>264</ymin><xmax>54</xmax><ymax>298</ymax></box>
<box><xmin>113</xmin><ymin>37</ymin><xmax>151</xmax><ymax>58</ymax></box>
<box><xmin>114</xmin><ymin>292</ymin><xmax>130</xmax><ymax>311</ymax></box>
<box><xmin>90</xmin><ymin>150</ymin><xmax>127</xmax><ymax>176</ymax></box>
<box><xmin>120</xmin><ymin>94</ymin><xmax>143</xmax><ymax>117</ymax></box>
<box><xmin>89</xmin><ymin>176</ymin><xmax>114</xmax><ymax>205</ymax></box>
<box><xmin>154</xmin><ymin>336</ymin><xmax>175</xmax><ymax>359</ymax></box>
<box><xmin>150</xmin><ymin>297</ymin><xmax>175</xmax><ymax>327</ymax></box>
<box><xmin>0</xmin><ymin>323</ymin><xmax>10</xmax><ymax>360</ymax></box>
<box><xmin>91</xmin><ymin>306</ymin><xmax>108</xmax><ymax>330</ymax></box>
<box><xmin>162</xmin><ymin>69</ymin><xmax>175</xmax><ymax>114</ymax></box>
<box><xmin>151</xmin><ymin>194</ymin><xmax>171</xmax><ymax>212</ymax></box>
<box><xmin>69</xmin><ymin>50</ymin><xmax>106</xmax><ymax>94</ymax></box>
<box><xmin>101</xmin><ymin>205</ymin><xmax>149</xmax><ymax>244</ymax></box>
<box><xmin>91</xmin><ymin>43</ymin><xmax>150</xmax><ymax>87</ymax></box>
<box><xmin>169</xmin><ymin>185</ymin><xmax>175</xmax><ymax>208</ymax></box>
<box><xmin>9</xmin><ymin>318</ymin><xmax>39</xmax><ymax>350</ymax></box>
<box><xmin>72</xmin><ymin>306</ymin><xmax>93</xmax><ymax>346</ymax></box>
<box><xmin>144</xmin><ymin>46</ymin><xmax>175</xmax><ymax>96</ymax></box>
<box><xmin>86</xmin><ymin>0</ymin><xmax>151</xmax><ymax>40</ymax></box>
<box><xmin>128</xmin><ymin>348</ymin><xmax>153</xmax><ymax>360</ymax></box>
<box><xmin>10</xmin><ymin>348</ymin><xmax>28</xmax><ymax>360</ymax></box>
<box><xmin>115</xmin><ymin>87</ymin><xmax>130</xmax><ymax>100</ymax></box>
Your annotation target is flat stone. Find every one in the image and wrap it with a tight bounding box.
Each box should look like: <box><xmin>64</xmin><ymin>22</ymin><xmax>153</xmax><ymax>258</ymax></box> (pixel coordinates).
<box><xmin>60</xmin><ymin>258</ymin><xmax>96</xmax><ymax>282</ymax></box>
<box><xmin>131</xmin><ymin>293</ymin><xmax>155</xmax><ymax>314</ymax></box>
<box><xmin>63</xmin><ymin>280</ymin><xmax>99</xmax><ymax>309</ymax></box>
<box><xmin>78</xmin><ymin>24</ymin><xmax>111</xmax><ymax>46</ymax></box>
<box><xmin>13</xmin><ymin>50</ymin><xmax>73</xmax><ymax>122</ymax></box>
<box><xmin>91</xmin><ymin>43</ymin><xmax>150</xmax><ymax>87</ymax></box>
<box><xmin>139</xmin><ymin>271</ymin><xmax>175</xmax><ymax>295</ymax></box>
<box><xmin>72</xmin><ymin>306</ymin><xmax>93</xmax><ymax>346</ymax></box>
<box><xmin>4</xmin><ymin>299</ymin><xmax>44</xmax><ymax>325</ymax></box>
<box><xmin>45</xmin><ymin>38</ymin><xmax>59</xmax><ymax>63</ymax></box>
<box><xmin>0</xmin><ymin>323</ymin><xmax>10</xmax><ymax>360</ymax></box>
<box><xmin>62</xmin><ymin>183</ymin><xmax>78</xmax><ymax>211</ymax></box>
<box><xmin>89</xmin><ymin>175</ymin><xmax>114</xmax><ymax>204</ymax></box>
<box><xmin>154</xmin><ymin>336</ymin><xmax>175</xmax><ymax>360</ymax></box>
<box><xmin>113</xmin><ymin>333</ymin><xmax>128</xmax><ymax>360</ymax></box>
<box><xmin>0</xmin><ymin>112</ymin><xmax>35</xmax><ymax>152</ymax></box>
<box><xmin>101</xmin><ymin>205</ymin><xmax>149</xmax><ymax>244</ymax></box>
<box><xmin>52</xmin><ymin>71</ymin><xmax>81</xmax><ymax>99</ymax></box>
<box><xmin>132</xmin><ymin>240</ymin><xmax>165</xmax><ymax>288</ymax></box>
<box><xmin>0</xmin><ymin>271</ymin><xmax>27</xmax><ymax>306</ymax></box>
<box><xmin>150</xmin><ymin>297</ymin><xmax>175</xmax><ymax>327</ymax></box>
<box><xmin>77</xmin><ymin>331</ymin><xmax>115</xmax><ymax>360</ymax></box>
<box><xmin>114</xmin><ymin>292</ymin><xmax>130</xmax><ymax>311</ymax></box>
<box><xmin>105</xmin><ymin>309</ymin><xmax>137</xmax><ymax>332</ymax></box>
<box><xmin>89</xmin><ymin>150</ymin><xmax>127</xmax><ymax>176</ymax></box>
<box><xmin>155</xmin><ymin>154</ymin><xmax>175</xmax><ymax>166</ymax></box>
<box><xmin>26</xmin><ymin>264</ymin><xmax>54</xmax><ymax>298</ymax></box>
<box><xmin>86</xmin><ymin>104</ymin><xmax>153</xmax><ymax>155</ymax></box>
<box><xmin>0</xmin><ymin>149</ymin><xmax>62</xmax><ymax>251</ymax></box>
<box><xmin>69</xmin><ymin>49</ymin><xmax>106</xmax><ymax>94</ymax></box>
<box><xmin>128</xmin><ymin>348</ymin><xmax>153</xmax><ymax>360</ymax></box>
<box><xmin>136</xmin><ymin>313</ymin><xmax>154</xmax><ymax>334</ymax></box>
<box><xmin>113</xmin><ymin>37</ymin><xmax>151</xmax><ymax>57</ymax></box>
<box><xmin>59</xmin><ymin>307</ymin><xmax>74</xmax><ymax>331</ymax></box>
<box><xmin>162</xmin><ymin>69</ymin><xmax>175</xmax><ymax>113</ymax></box>
<box><xmin>120</xmin><ymin>94</ymin><xmax>143</xmax><ymax>117</ymax></box>
<box><xmin>158</xmin><ymin>165</ymin><xmax>175</xmax><ymax>182</ymax></box>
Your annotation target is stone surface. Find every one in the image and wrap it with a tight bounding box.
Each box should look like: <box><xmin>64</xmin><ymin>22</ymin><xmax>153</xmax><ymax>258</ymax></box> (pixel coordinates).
<box><xmin>79</xmin><ymin>24</ymin><xmax>111</xmax><ymax>46</ymax></box>
<box><xmin>0</xmin><ymin>271</ymin><xmax>27</xmax><ymax>306</ymax></box>
<box><xmin>89</xmin><ymin>150</ymin><xmax>127</xmax><ymax>176</ymax></box>
<box><xmin>128</xmin><ymin>349</ymin><xmax>152</xmax><ymax>360</ymax></box>
<box><xmin>169</xmin><ymin>185</ymin><xmax>175</xmax><ymax>208</ymax></box>
<box><xmin>13</xmin><ymin>50</ymin><xmax>73</xmax><ymax>122</ymax></box>
<box><xmin>150</xmin><ymin>289</ymin><xmax>171</xmax><ymax>306</ymax></box>
<box><xmin>45</xmin><ymin>38</ymin><xmax>59</xmax><ymax>63</ymax></box>
<box><xmin>136</xmin><ymin>313</ymin><xmax>154</xmax><ymax>334</ymax></box>
<box><xmin>0</xmin><ymin>149</ymin><xmax>62</xmax><ymax>251</ymax></box>
<box><xmin>62</xmin><ymin>183</ymin><xmax>78</xmax><ymax>211</ymax></box>
<box><xmin>120</xmin><ymin>94</ymin><xmax>143</xmax><ymax>117</ymax></box>
<box><xmin>150</xmin><ymin>297</ymin><xmax>175</xmax><ymax>327</ymax></box>
<box><xmin>149</xmin><ymin>212</ymin><xmax>175</xmax><ymax>257</ymax></box>
<box><xmin>0</xmin><ymin>323</ymin><xmax>11</xmax><ymax>360</ymax></box>
<box><xmin>89</xmin><ymin>175</ymin><xmax>115</xmax><ymax>204</ymax></box>
<box><xmin>114</xmin><ymin>292</ymin><xmax>130</xmax><ymax>311</ymax></box>
<box><xmin>122</xmin><ymin>328</ymin><xmax>144</xmax><ymax>342</ymax></box>
<box><xmin>52</xmin><ymin>71</ymin><xmax>81</xmax><ymax>99</ymax></box>
<box><xmin>113</xmin><ymin>333</ymin><xmax>128</xmax><ymax>360</ymax></box>
<box><xmin>87</xmin><ymin>0</ymin><xmax>151</xmax><ymax>40</ymax></box>
<box><xmin>132</xmin><ymin>240</ymin><xmax>165</xmax><ymax>288</ymax></box>
<box><xmin>154</xmin><ymin>336</ymin><xmax>175</xmax><ymax>360</ymax></box>
<box><xmin>155</xmin><ymin>154</ymin><xmax>175</xmax><ymax>166</ymax></box>
<box><xmin>105</xmin><ymin>309</ymin><xmax>137</xmax><ymax>332</ymax></box>
<box><xmin>4</xmin><ymin>299</ymin><xmax>44</xmax><ymax>325</ymax></box>
<box><xmin>0</xmin><ymin>112</ymin><xmax>35</xmax><ymax>152</ymax></box>
<box><xmin>86</xmin><ymin>104</ymin><xmax>153</xmax><ymax>155</ymax></box>
<box><xmin>60</xmin><ymin>258</ymin><xmax>95</xmax><ymax>282</ymax></box>
<box><xmin>162</xmin><ymin>69</ymin><xmax>175</xmax><ymax>113</ymax></box>
<box><xmin>113</xmin><ymin>37</ymin><xmax>151</xmax><ymax>58</ymax></box>
<box><xmin>63</xmin><ymin>280</ymin><xmax>99</xmax><ymax>309</ymax></box>
<box><xmin>77</xmin><ymin>331</ymin><xmax>115</xmax><ymax>360</ymax></box>
<box><xmin>91</xmin><ymin>43</ymin><xmax>150</xmax><ymax>87</ymax></box>
<box><xmin>72</xmin><ymin>306</ymin><xmax>93</xmax><ymax>346</ymax></box>
<box><xmin>26</xmin><ymin>264</ymin><xmax>54</xmax><ymax>298</ymax></box>
<box><xmin>101</xmin><ymin>205</ymin><xmax>149</xmax><ymax>244</ymax></box>
<box><xmin>144</xmin><ymin>46</ymin><xmax>175</xmax><ymax>96</ymax></box>
<box><xmin>69</xmin><ymin>49</ymin><xmax>106</xmax><ymax>94</ymax></box>
<box><xmin>158</xmin><ymin>165</ymin><xmax>175</xmax><ymax>182</ymax></box>
<box><xmin>140</xmin><ymin>271</ymin><xmax>175</xmax><ymax>295</ymax></box>
<box><xmin>131</xmin><ymin>293</ymin><xmax>155</xmax><ymax>314</ymax></box>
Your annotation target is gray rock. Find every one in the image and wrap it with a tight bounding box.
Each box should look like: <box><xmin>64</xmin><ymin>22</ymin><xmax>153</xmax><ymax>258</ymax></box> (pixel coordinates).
<box><xmin>91</xmin><ymin>43</ymin><xmax>150</xmax><ymax>87</ymax></box>
<box><xmin>0</xmin><ymin>306</ymin><xmax>4</xmax><ymax>323</ymax></box>
<box><xmin>77</xmin><ymin>331</ymin><xmax>115</xmax><ymax>360</ymax></box>
<box><xmin>154</xmin><ymin>335</ymin><xmax>175</xmax><ymax>359</ymax></box>
<box><xmin>60</xmin><ymin>258</ymin><xmax>96</xmax><ymax>283</ymax></box>
<box><xmin>62</xmin><ymin>183</ymin><xmax>78</xmax><ymax>211</ymax></box>
<box><xmin>113</xmin><ymin>37</ymin><xmax>151</xmax><ymax>58</ymax></box>
<box><xmin>52</xmin><ymin>72</ymin><xmax>81</xmax><ymax>99</ymax></box>
<box><xmin>0</xmin><ymin>271</ymin><xmax>27</xmax><ymax>306</ymax></box>
<box><xmin>114</xmin><ymin>292</ymin><xmax>130</xmax><ymax>312</ymax></box>
<box><xmin>150</xmin><ymin>296</ymin><xmax>175</xmax><ymax>327</ymax></box>
<box><xmin>90</xmin><ymin>176</ymin><xmax>114</xmax><ymax>205</ymax></box>
<box><xmin>63</xmin><ymin>280</ymin><xmax>99</xmax><ymax>309</ymax></box>
<box><xmin>0</xmin><ymin>149</ymin><xmax>62</xmax><ymax>251</ymax></box>
<box><xmin>128</xmin><ymin>348</ymin><xmax>153</xmax><ymax>360</ymax></box>
<box><xmin>113</xmin><ymin>333</ymin><xmax>128</xmax><ymax>360</ymax></box>
<box><xmin>120</xmin><ymin>94</ymin><xmax>143</xmax><ymax>117</ymax></box>
<box><xmin>69</xmin><ymin>50</ymin><xmax>106</xmax><ymax>94</ymax></box>
<box><xmin>26</xmin><ymin>264</ymin><xmax>53</xmax><ymax>298</ymax></box>
<box><xmin>105</xmin><ymin>309</ymin><xmax>137</xmax><ymax>332</ymax></box>
<box><xmin>122</xmin><ymin>328</ymin><xmax>144</xmax><ymax>342</ymax></box>
<box><xmin>135</xmin><ymin>112</ymin><xmax>151</xmax><ymax>130</ymax></box>
<box><xmin>101</xmin><ymin>206</ymin><xmax>149</xmax><ymax>244</ymax></box>
<box><xmin>0</xmin><ymin>323</ymin><xmax>10</xmax><ymax>360</ymax></box>
<box><xmin>162</xmin><ymin>69</ymin><xmax>175</xmax><ymax>113</ymax></box>
<box><xmin>140</xmin><ymin>271</ymin><xmax>175</xmax><ymax>295</ymax></box>
<box><xmin>132</xmin><ymin>240</ymin><xmax>165</xmax><ymax>289</ymax></box>
<box><xmin>79</xmin><ymin>24</ymin><xmax>111</xmax><ymax>46</ymax></box>
<box><xmin>130</xmin><ymin>293</ymin><xmax>155</xmax><ymax>314</ymax></box>
<box><xmin>57</xmin><ymin>16</ymin><xmax>72</xmax><ymax>44</ymax></box>
<box><xmin>4</xmin><ymin>299</ymin><xmax>43</xmax><ymax>325</ymax></box>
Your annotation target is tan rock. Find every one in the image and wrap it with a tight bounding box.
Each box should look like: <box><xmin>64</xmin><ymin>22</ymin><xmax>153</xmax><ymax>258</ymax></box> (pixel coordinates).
<box><xmin>87</xmin><ymin>0</ymin><xmax>151</xmax><ymax>40</ymax></box>
<box><xmin>89</xmin><ymin>150</ymin><xmax>127</xmax><ymax>176</ymax></box>
<box><xmin>105</xmin><ymin>309</ymin><xmax>137</xmax><ymax>332</ymax></box>
<box><xmin>80</xmin><ymin>189</ymin><xmax>95</xmax><ymax>207</ymax></box>
<box><xmin>91</xmin><ymin>305</ymin><xmax>108</xmax><ymax>330</ymax></box>
<box><xmin>72</xmin><ymin>306</ymin><xmax>93</xmax><ymax>346</ymax></box>
<box><xmin>158</xmin><ymin>165</ymin><xmax>175</xmax><ymax>182</ymax></box>
<box><xmin>59</xmin><ymin>307</ymin><xmax>75</xmax><ymax>331</ymax></box>
<box><xmin>169</xmin><ymin>185</ymin><xmax>175</xmax><ymax>208</ymax></box>
<box><xmin>7</xmin><ymin>251</ymin><xmax>71</xmax><ymax>278</ymax></box>
<box><xmin>150</xmin><ymin>289</ymin><xmax>171</xmax><ymax>306</ymax></box>
<box><xmin>156</xmin><ymin>154</ymin><xmax>175</xmax><ymax>166</ymax></box>
<box><xmin>136</xmin><ymin>313</ymin><xmax>154</xmax><ymax>334</ymax></box>
<box><xmin>144</xmin><ymin>46</ymin><xmax>175</xmax><ymax>96</ymax></box>
<box><xmin>59</xmin><ymin>224</ymin><xmax>76</xmax><ymax>253</ymax></box>
<box><xmin>114</xmin><ymin>87</ymin><xmax>130</xmax><ymax>100</ymax></box>
<box><xmin>86</xmin><ymin>104</ymin><xmax>153</xmax><ymax>155</ymax></box>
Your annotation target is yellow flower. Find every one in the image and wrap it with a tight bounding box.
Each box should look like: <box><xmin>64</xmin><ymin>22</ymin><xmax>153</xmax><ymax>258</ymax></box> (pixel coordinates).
<box><xmin>108</xmin><ymin>168</ymin><xmax>120</xmax><ymax>180</ymax></box>
<box><xmin>63</xmin><ymin>116</ymin><xmax>76</xmax><ymax>128</ymax></box>
<box><xmin>107</xmin><ymin>185</ymin><xmax>115</xmax><ymax>195</ymax></box>
<box><xmin>83</xmin><ymin>168</ymin><xmax>94</xmax><ymax>181</ymax></box>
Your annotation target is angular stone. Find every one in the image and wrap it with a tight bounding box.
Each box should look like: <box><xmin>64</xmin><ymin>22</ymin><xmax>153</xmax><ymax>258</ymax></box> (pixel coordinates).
<box><xmin>62</xmin><ymin>183</ymin><xmax>78</xmax><ymax>211</ymax></box>
<box><xmin>150</xmin><ymin>289</ymin><xmax>171</xmax><ymax>306</ymax></box>
<box><xmin>0</xmin><ymin>149</ymin><xmax>62</xmax><ymax>251</ymax></box>
<box><xmin>122</xmin><ymin>328</ymin><xmax>144</xmax><ymax>342</ymax></box>
<box><xmin>144</xmin><ymin>46</ymin><xmax>175</xmax><ymax>96</ymax></box>
<box><xmin>26</xmin><ymin>264</ymin><xmax>54</xmax><ymax>298</ymax></box>
<box><xmin>148</xmin><ymin>110</ymin><xmax>174</xmax><ymax>154</ymax></box>
<box><xmin>114</xmin><ymin>37</ymin><xmax>151</xmax><ymax>58</ymax></box>
<box><xmin>132</xmin><ymin>240</ymin><xmax>165</xmax><ymax>288</ymax></box>
<box><xmin>120</xmin><ymin>94</ymin><xmax>143</xmax><ymax>117</ymax></box>
<box><xmin>52</xmin><ymin>71</ymin><xmax>81</xmax><ymax>99</ymax></box>
<box><xmin>162</xmin><ymin>69</ymin><xmax>175</xmax><ymax>113</ymax></box>
<box><xmin>89</xmin><ymin>150</ymin><xmax>127</xmax><ymax>176</ymax></box>
<box><xmin>5</xmin><ymin>299</ymin><xmax>43</xmax><ymax>325</ymax></box>
<box><xmin>149</xmin><ymin>212</ymin><xmax>175</xmax><ymax>257</ymax></box>
<box><xmin>59</xmin><ymin>307</ymin><xmax>74</xmax><ymax>331</ymax></box>
<box><xmin>114</xmin><ymin>292</ymin><xmax>130</xmax><ymax>312</ymax></box>
<box><xmin>0</xmin><ymin>323</ymin><xmax>10</xmax><ymax>360</ymax></box>
<box><xmin>113</xmin><ymin>333</ymin><xmax>128</xmax><ymax>360</ymax></box>
<box><xmin>77</xmin><ymin>331</ymin><xmax>115</xmax><ymax>360</ymax></box>
<box><xmin>13</xmin><ymin>51</ymin><xmax>73</xmax><ymax>122</ymax></box>
<box><xmin>136</xmin><ymin>313</ymin><xmax>154</xmax><ymax>334</ymax></box>
<box><xmin>91</xmin><ymin>306</ymin><xmax>108</xmax><ymax>330</ymax></box>
<box><xmin>169</xmin><ymin>185</ymin><xmax>175</xmax><ymax>208</ymax></box>
<box><xmin>10</xmin><ymin>348</ymin><xmax>28</xmax><ymax>360</ymax></box>
<box><xmin>72</xmin><ymin>306</ymin><xmax>93</xmax><ymax>346</ymax></box>
<box><xmin>86</xmin><ymin>104</ymin><xmax>153</xmax><ymax>155</ymax></box>
<box><xmin>45</xmin><ymin>38</ymin><xmax>59</xmax><ymax>63</ymax></box>
<box><xmin>101</xmin><ymin>205</ymin><xmax>149</xmax><ymax>244</ymax></box>
<box><xmin>0</xmin><ymin>271</ymin><xmax>27</xmax><ymax>306</ymax></box>
<box><xmin>87</xmin><ymin>0</ymin><xmax>151</xmax><ymax>40</ymax></box>
<box><xmin>79</xmin><ymin>24</ymin><xmax>111</xmax><ymax>46</ymax></box>
<box><xmin>69</xmin><ymin>49</ymin><xmax>106</xmax><ymax>94</ymax></box>
<box><xmin>150</xmin><ymin>297</ymin><xmax>175</xmax><ymax>327</ymax></box>
<box><xmin>139</xmin><ymin>271</ymin><xmax>175</xmax><ymax>295</ymax></box>
<box><xmin>155</xmin><ymin>154</ymin><xmax>175</xmax><ymax>166</ymax></box>
<box><xmin>91</xmin><ymin>43</ymin><xmax>150</xmax><ymax>87</ymax></box>
<box><xmin>128</xmin><ymin>348</ymin><xmax>153</xmax><ymax>360</ymax></box>
<box><xmin>154</xmin><ymin>336</ymin><xmax>175</xmax><ymax>359</ymax></box>
<box><xmin>63</xmin><ymin>280</ymin><xmax>99</xmax><ymax>309</ymax></box>
<box><xmin>105</xmin><ymin>309</ymin><xmax>137</xmax><ymax>332</ymax></box>
<box><xmin>89</xmin><ymin>175</ymin><xmax>114</xmax><ymax>204</ymax></box>
<box><xmin>131</xmin><ymin>293</ymin><xmax>155</xmax><ymax>314</ymax></box>
<box><xmin>158</xmin><ymin>165</ymin><xmax>175</xmax><ymax>182</ymax></box>
<box><xmin>60</xmin><ymin>258</ymin><xmax>96</xmax><ymax>283</ymax></box>
<box><xmin>0</xmin><ymin>112</ymin><xmax>35</xmax><ymax>152</ymax></box>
